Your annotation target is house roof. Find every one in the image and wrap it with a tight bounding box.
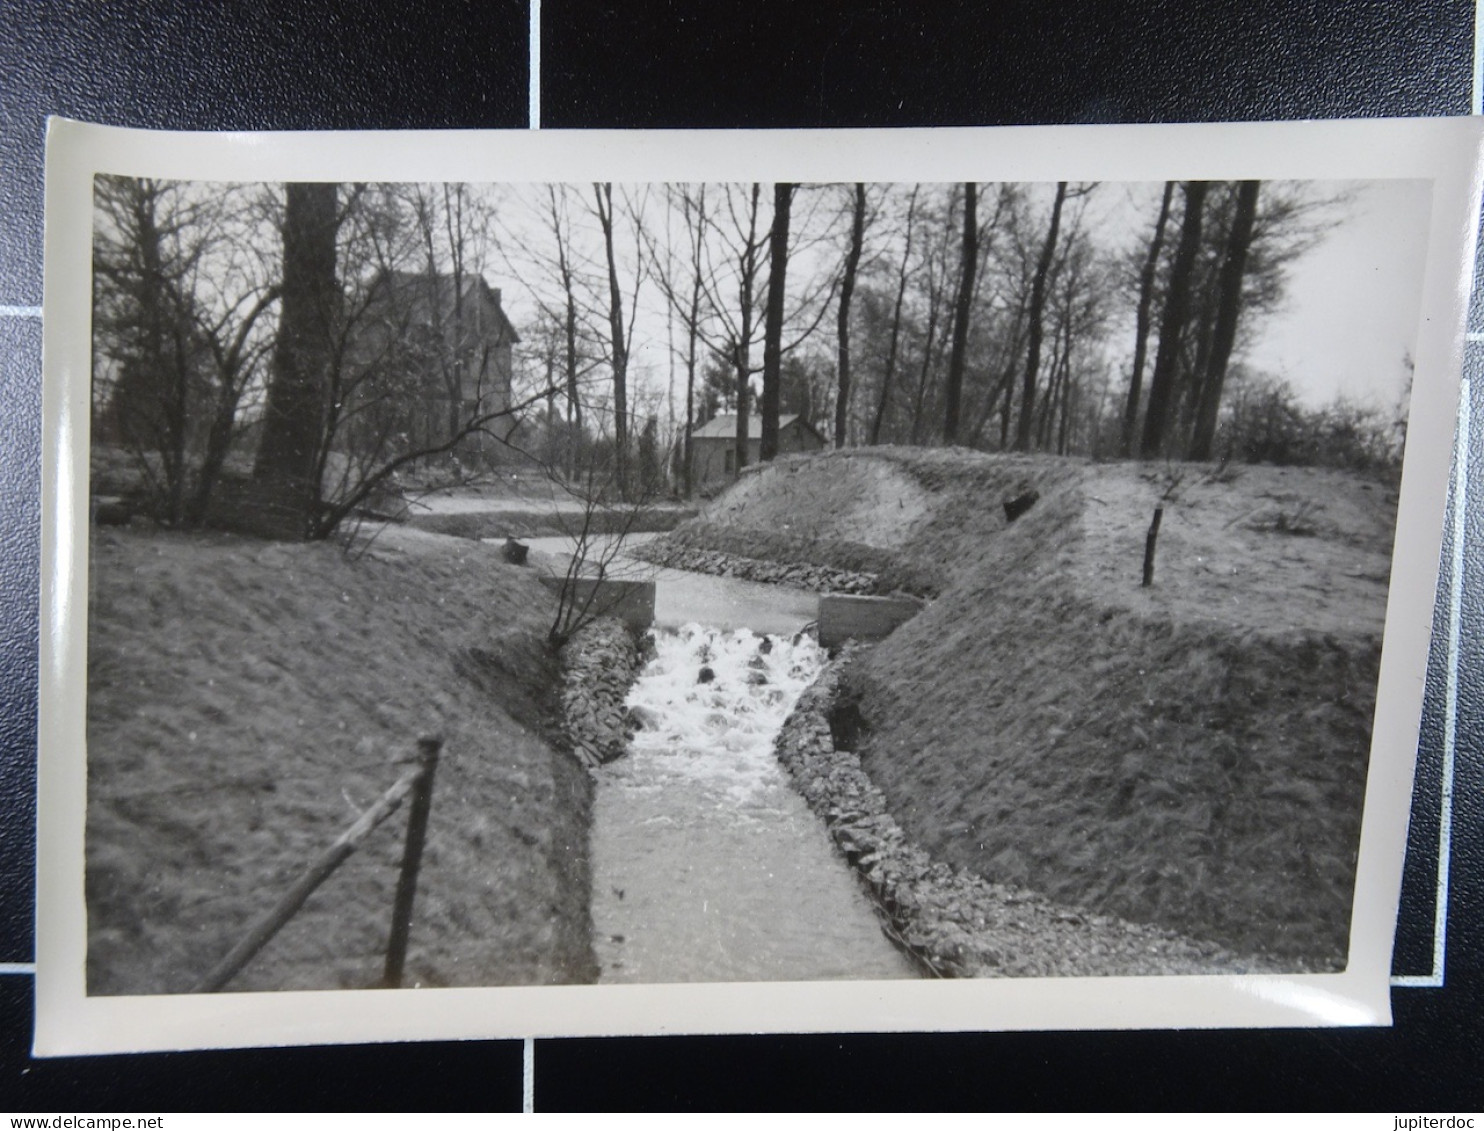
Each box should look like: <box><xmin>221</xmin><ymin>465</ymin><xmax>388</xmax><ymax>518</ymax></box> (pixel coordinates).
<box><xmin>690</xmin><ymin>413</ymin><xmax>826</xmax><ymax>444</ymax></box>
<box><xmin>370</xmin><ymin>270</ymin><xmax>521</xmax><ymax>345</ymax></box>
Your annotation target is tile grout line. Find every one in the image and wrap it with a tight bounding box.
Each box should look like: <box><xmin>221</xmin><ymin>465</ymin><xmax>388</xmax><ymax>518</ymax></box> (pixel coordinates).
<box><xmin>523</xmin><ymin>1037</ymin><xmax>535</xmax><ymax>1112</ymax></box>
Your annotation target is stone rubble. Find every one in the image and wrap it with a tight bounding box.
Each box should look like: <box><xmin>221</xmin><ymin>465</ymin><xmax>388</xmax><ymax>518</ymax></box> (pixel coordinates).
<box><xmin>558</xmin><ymin>618</ymin><xmax>648</xmax><ymax>769</ymax></box>
<box><xmin>633</xmin><ymin>542</ymin><xmax>878</xmax><ymax>595</ymax></box>
<box><xmin>775</xmin><ymin>658</ymin><xmax>1286</xmax><ymax>978</ymax></box>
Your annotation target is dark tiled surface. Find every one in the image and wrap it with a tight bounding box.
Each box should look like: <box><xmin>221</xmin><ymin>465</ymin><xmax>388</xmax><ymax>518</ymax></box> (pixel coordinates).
<box><xmin>543</xmin><ymin>0</ymin><xmax>1472</xmax><ymax>129</ymax></box>
<box><xmin>0</xmin><ymin>317</ymin><xmax>38</xmax><ymax>965</ymax></box>
<box><xmin>534</xmin><ymin>1014</ymin><xmax>1484</xmax><ymax>1110</ymax></box>
<box><xmin>0</xmin><ymin>0</ymin><xmax>527</xmax><ymax>304</ymax></box>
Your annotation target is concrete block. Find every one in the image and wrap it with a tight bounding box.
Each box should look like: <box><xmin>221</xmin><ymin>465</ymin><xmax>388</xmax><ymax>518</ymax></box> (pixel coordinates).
<box><xmin>818</xmin><ymin>593</ymin><xmax>924</xmax><ymax>648</ymax></box>
<box><xmin>539</xmin><ymin>575</ymin><xmax>656</xmax><ymax>630</ymax></box>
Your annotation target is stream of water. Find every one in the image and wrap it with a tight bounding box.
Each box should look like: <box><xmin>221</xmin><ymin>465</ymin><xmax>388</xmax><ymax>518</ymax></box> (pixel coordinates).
<box><xmin>512</xmin><ymin>533</ymin><xmax>913</xmax><ymax>980</ymax></box>
<box><xmin>590</xmin><ymin>624</ymin><xmax>915</xmax><ymax>983</ymax></box>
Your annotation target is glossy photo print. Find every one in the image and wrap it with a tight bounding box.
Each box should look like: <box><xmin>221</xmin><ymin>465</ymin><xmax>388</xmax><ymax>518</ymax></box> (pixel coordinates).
<box><xmin>34</xmin><ymin>118</ymin><xmax>1483</xmax><ymax>1053</ymax></box>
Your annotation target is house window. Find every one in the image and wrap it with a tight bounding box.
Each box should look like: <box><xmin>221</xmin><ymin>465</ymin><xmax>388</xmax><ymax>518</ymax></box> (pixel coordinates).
<box><xmin>724</xmin><ymin>449</ymin><xmax>735</xmax><ymax>474</ymax></box>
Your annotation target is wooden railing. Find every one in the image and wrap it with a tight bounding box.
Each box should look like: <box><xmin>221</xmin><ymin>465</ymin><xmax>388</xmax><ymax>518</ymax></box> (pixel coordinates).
<box><xmin>192</xmin><ymin>735</ymin><xmax>442</xmax><ymax>993</ymax></box>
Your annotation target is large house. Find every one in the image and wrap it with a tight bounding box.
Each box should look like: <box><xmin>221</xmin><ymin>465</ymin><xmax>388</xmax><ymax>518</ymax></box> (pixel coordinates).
<box><xmin>689</xmin><ymin>413</ymin><xmax>827</xmax><ymax>490</ymax></box>
<box><xmin>347</xmin><ymin>270</ymin><xmax>520</xmax><ymax>463</ymax></box>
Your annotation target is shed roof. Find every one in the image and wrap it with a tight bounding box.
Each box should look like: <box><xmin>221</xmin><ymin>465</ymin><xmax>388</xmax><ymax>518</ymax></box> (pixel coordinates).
<box><xmin>690</xmin><ymin>413</ymin><xmax>825</xmax><ymax>444</ymax></box>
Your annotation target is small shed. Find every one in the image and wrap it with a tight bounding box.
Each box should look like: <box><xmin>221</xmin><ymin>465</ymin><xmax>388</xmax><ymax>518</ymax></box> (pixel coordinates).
<box><xmin>689</xmin><ymin>414</ymin><xmax>827</xmax><ymax>490</ymax></box>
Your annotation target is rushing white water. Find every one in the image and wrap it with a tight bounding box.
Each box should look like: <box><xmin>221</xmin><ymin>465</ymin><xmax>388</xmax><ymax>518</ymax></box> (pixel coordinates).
<box><xmin>591</xmin><ymin>625</ymin><xmax>915</xmax><ymax>984</ymax></box>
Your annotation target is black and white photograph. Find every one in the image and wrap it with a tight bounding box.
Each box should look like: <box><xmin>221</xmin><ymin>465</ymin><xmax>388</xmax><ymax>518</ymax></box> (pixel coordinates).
<box><xmin>33</xmin><ymin>119</ymin><xmax>1480</xmax><ymax>1052</ymax></box>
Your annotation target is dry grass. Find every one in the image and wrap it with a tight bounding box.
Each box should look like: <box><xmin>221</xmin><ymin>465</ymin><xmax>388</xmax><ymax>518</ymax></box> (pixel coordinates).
<box><xmin>86</xmin><ymin>525</ymin><xmax>596</xmax><ymax>994</ymax></box>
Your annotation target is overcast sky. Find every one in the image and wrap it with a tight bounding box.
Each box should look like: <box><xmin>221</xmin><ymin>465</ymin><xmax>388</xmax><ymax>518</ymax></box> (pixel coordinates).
<box><xmin>484</xmin><ymin>178</ymin><xmax>1435</xmax><ymax>423</ymax></box>
<box><xmin>1241</xmin><ymin>178</ymin><xmax>1431</xmax><ymax>410</ymax></box>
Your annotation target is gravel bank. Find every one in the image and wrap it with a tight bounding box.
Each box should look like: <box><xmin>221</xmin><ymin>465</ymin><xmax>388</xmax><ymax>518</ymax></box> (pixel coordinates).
<box><xmin>633</xmin><ymin>542</ymin><xmax>878</xmax><ymax>595</ymax></box>
<box><xmin>559</xmin><ymin>617</ymin><xmax>647</xmax><ymax>768</ymax></box>
<box><xmin>776</xmin><ymin>657</ymin><xmax>1284</xmax><ymax>978</ymax></box>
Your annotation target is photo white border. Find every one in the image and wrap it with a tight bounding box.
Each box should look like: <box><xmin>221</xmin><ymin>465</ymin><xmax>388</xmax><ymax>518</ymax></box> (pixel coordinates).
<box><xmin>35</xmin><ymin>116</ymin><xmax>1484</xmax><ymax>1056</ymax></box>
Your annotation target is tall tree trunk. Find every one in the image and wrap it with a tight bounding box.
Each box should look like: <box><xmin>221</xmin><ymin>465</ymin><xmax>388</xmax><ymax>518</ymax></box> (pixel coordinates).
<box><xmin>595</xmin><ymin>183</ymin><xmax>629</xmax><ymax>494</ymax></box>
<box><xmin>1140</xmin><ymin>180</ymin><xmax>1208</xmax><ymax>459</ymax></box>
<box><xmin>734</xmin><ymin>184</ymin><xmax>762</xmax><ymax>474</ymax></box>
<box><xmin>254</xmin><ymin>182</ymin><xmax>338</xmax><ymax>535</ymax></box>
<box><xmin>872</xmin><ymin>186</ymin><xmax>918</xmax><ymax>445</ymax></box>
<box><xmin>564</xmin><ymin>292</ymin><xmax>580</xmax><ymax>477</ymax></box>
<box><xmin>545</xmin><ymin>187</ymin><xmax>583</xmax><ymax>478</ymax></box>
<box><xmin>942</xmin><ymin>182</ymin><xmax>977</xmax><ymax>445</ymax></box>
<box><xmin>1122</xmin><ymin>181</ymin><xmax>1174</xmax><ymax>456</ymax></box>
<box><xmin>1190</xmin><ymin>180</ymin><xmax>1261</xmax><ymax>461</ymax></box>
<box><xmin>970</xmin><ymin>291</ymin><xmax>1029</xmax><ymax>445</ymax></box>
<box><xmin>1179</xmin><ymin>266</ymin><xmax>1221</xmax><ymax>450</ymax></box>
<box><xmin>761</xmin><ymin>182</ymin><xmax>794</xmax><ymax>462</ymax></box>
<box><xmin>189</xmin><ymin>286</ymin><xmax>280</xmax><ymax>525</ymax></box>
<box><xmin>835</xmin><ymin>183</ymin><xmax>865</xmax><ymax>449</ymax></box>
<box><xmin>130</xmin><ymin>181</ymin><xmax>187</xmax><ymax>524</ymax></box>
<box><xmin>1054</xmin><ymin>314</ymin><xmax>1076</xmax><ymax>454</ymax></box>
<box><xmin>910</xmin><ymin>288</ymin><xmax>943</xmax><ymax>445</ymax></box>
<box><xmin>1015</xmin><ymin>180</ymin><xmax>1067</xmax><ymax>452</ymax></box>
<box><xmin>682</xmin><ymin>187</ymin><xmax>705</xmax><ymax>495</ymax></box>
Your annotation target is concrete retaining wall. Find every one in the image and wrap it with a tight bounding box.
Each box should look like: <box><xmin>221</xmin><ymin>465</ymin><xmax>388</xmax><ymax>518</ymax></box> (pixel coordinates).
<box><xmin>817</xmin><ymin>594</ymin><xmax>923</xmax><ymax>648</ymax></box>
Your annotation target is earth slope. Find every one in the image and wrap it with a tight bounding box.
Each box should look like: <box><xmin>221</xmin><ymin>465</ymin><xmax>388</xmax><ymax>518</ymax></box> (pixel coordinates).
<box><xmin>86</xmin><ymin>525</ymin><xmax>596</xmax><ymax>994</ymax></box>
<box><xmin>660</xmin><ymin>448</ymin><xmax>1396</xmax><ymax>966</ymax></box>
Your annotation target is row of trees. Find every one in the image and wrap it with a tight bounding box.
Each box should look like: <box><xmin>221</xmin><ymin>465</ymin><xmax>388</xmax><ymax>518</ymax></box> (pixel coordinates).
<box><xmin>93</xmin><ymin>175</ymin><xmax>1405</xmax><ymax>539</ymax></box>
<box><xmin>94</xmin><ymin>177</ymin><xmax>557</xmax><ymax>537</ymax></box>
<box><xmin>500</xmin><ymin>178</ymin><xmax>1404</xmax><ymax>495</ymax></box>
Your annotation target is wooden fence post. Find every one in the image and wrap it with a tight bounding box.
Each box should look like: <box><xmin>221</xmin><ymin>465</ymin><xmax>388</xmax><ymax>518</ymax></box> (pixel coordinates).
<box><xmin>1142</xmin><ymin>505</ymin><xmax>1164</xmax><ymax>588</ymax></box>
<box><xmin>382</xmin><ymin>735</ymin><xmax>443</xmax><ymax>988</ymax></box>
<box><xmin>192</xmin><ymin>758</ymin><xmax>426</xmax><ymax>994</ymax></box>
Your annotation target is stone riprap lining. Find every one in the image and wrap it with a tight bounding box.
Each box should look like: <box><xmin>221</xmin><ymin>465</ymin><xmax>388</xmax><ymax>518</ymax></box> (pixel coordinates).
<box><xmin>633</xmin><ymin>541</ymin><xmax>878</xmax><ymax>595</ymax></box>
<box><xmin>775</xmin><ymin>659</ymin><xmax>1282</xmax><ymax>978</ymax></box>
<box><xmin>559</xmin><ymin>618</ymin><xmax>647</xmax><ymax>768</ymax></box>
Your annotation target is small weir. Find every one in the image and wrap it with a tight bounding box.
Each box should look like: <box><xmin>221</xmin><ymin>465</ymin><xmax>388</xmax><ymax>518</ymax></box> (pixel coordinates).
<box><xmin>591</xmin><ymin>624</ymin><xmax>915</xmax><ymax>983</ymax></box>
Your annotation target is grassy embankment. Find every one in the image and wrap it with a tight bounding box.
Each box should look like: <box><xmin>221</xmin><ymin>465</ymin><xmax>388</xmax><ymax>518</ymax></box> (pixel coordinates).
<box><xmin>87</xmin><ymin>524</ymin><xmax>596</xmax><ymax>994</ymax></box>
<box><xmin>654</xmin><ymin>447</ymin><xmax>1395</xmax><ymax>967</ymax></box>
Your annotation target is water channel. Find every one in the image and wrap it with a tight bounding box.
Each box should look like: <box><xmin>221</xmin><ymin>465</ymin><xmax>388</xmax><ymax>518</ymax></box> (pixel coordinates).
<box><xmin>520</xmin><ymin>535</ymin><xmax>916</xmax><ymax>983</ymax></box>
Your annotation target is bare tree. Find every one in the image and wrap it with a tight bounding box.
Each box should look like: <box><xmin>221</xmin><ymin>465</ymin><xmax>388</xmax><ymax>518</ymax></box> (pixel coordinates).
<box><xmin>1122</xmin><ymin>181</ymin><xmax>1175</xmax><ymax>457</ymax></box>
<box><xmin>253</xmin><ymin>182</ymin><xmax>339</xmax><ymax>534</ymax></box>
<box><xmin>495</xmin><ymin>184</ymin><xmax>608</xmax><ymax>476</ymax></box>
<box><xmin>717</xmin><ymin>184</ymin><xmax>766</xmax><ymax>473</ymax></box>
<box><xmin>545</xmin><ymin>464</ymin><xmax>661</xmax><ymax>645</ymax></box>
<box><xmin>835</xmin><ymin>182</ymin><xmax>866</xmax><ymax>449</ymax></box>
<box><xmin>642</xmin><ymin>185</ymin><xmax>712</xmax><ymax>494</ymax></box>
<box><xmin>870</xmin><ymin>184</ymin><xmax>919</xmax><ymax>445</ymax></box>
<box><xmin>942</xmin><ymin>182</ymin><xmax>978</xmax><ymax>445</ymax></box>
<box><xmin>1190</xmin><ymin>180</ymin><xmax>1262</xmax><ymax>461</ymax></box>
<box><xmin>593</xmin><ymin>182</ymin><xmax>631</xmax><ymax>493</ymax></box>
<box><xmin>760</xmin><ymin>182</ymin><xmax>795</xmax><ymax>462</ymax></box>
<box><xmin>1014</xmin><ymin>181</ymin><xmax>1069</xmax><ymax>452</ymax></box>
<box><xmin>93</xmin><ymin>176</ymin><xmax>282</xmax><ymax>527</ymax></box>
<box><xmin>907</xmin><ymin>186</ymin><xmax>960</xmax><ymax>444</ymax></box>
<box><xmin>1140</xmin><ymin>180</ymin><xmax>1209</xmax><ymax>459</ymax></box>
